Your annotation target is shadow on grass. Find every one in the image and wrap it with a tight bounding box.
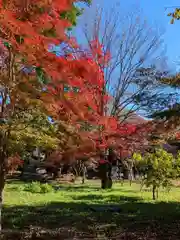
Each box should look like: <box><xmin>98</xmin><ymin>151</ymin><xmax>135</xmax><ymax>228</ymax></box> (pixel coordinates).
<box><xmin>55</xmin><ymin>185</ymin><xmax>100</xmax><ymax>192</ymax></box>
<box><xmin>72</xmin><ymin>194</ymin><xmax>143</xmax><ymax>203</ymax></box>
<box><xmin>2</xmin><ymin>196</ymin><xmax>180</xmax><ymax>239</ymax></box>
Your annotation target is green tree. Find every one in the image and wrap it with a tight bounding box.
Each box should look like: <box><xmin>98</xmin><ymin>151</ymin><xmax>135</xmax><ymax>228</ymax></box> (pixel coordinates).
<box><xmin>150</xmin><ymin>7</ymin><xmax>180</xmax><ymax>128</ymax></box>
<box><xmin>149</xmin><ymin>70</ymin><xmax>180</xmax><ymax>139</ymax></box>
<box><xmin>133</xmin><ymin>149</ymin><xmax>180</xmax><ymax>200</ymax></box>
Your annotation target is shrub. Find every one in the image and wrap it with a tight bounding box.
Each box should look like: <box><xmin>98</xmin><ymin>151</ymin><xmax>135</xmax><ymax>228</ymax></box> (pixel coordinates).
<box><xmin>40</xmin><ymin>183</ymin><xmax>54</xmax><ymax>193</ymax></box>
<box><xmin>25</xmin><ymin>181</ymin><xmax>42</xmax><ymax>193</ymax></box>
<box><xmin>24</xmin><ymin>181</ymin><xmax>54</xmax><ymax>193</ymax></box>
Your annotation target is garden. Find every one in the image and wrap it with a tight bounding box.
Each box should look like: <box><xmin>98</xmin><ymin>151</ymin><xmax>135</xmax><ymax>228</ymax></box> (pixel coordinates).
<box><xmin>1</xmin><ymin>0</ymin><xmax>180</xmax><ymax>239</ymax></box>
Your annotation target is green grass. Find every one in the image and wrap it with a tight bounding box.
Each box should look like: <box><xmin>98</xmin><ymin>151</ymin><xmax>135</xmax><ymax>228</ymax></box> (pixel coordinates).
<box><xmin>3</xmin><ymin>180</ymin><xmax>180</xmax><ymax>239</ymax></box>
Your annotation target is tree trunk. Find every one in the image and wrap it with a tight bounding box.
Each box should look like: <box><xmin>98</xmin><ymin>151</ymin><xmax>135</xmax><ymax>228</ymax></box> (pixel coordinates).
<box><xmin>123</xmin><ymin>169</ymin><xmax>129</xmax><ymax>179</ymax></box>
<box><xmin>99</xmin><ymin>162</ymin><xmax>112</xmax><ymax>189</ymax></box>
<box><xmin>82</xmin><ymin>166</ymin><xmax>86</xmax><ymax>184</ymax></box>
<box><xmin>140</xmin><ymin>181</ymin><xmax>144</xmax><ymax>191</ymax></box>
<box><xmin>129</xmin><ymin>169</ymin><xmax>132</xmax><ymax>186</ymax></box>
<box><xmin>117</xmin><ymin>165</ymin><xmax>121</xmax><ymax>180</ymax></box>
<box><xmin>152</xmin><ymin>185</ymin><xmax>156</xmax><ymax>200</ymax></box>
<box><xmin>101</xmin><ymin>179</ymin><xmax>107</xmax><ymax>189</ymax></box>
<box><xmin>0</xmin><ymin>185</ymin><xmax>4</xmax><ymax>232</ymax></box>
<box><xmin>107</xmin><ymin>163</ymin><xmax>112</xmax><ymax>189</ymax></box>
<box><xmin>0</xmin><ymin>168</ymin><xmax>5</xmax><ymax>232</ymax></box>
<box><xmin>20</xmin><ymin>160</ymin><xmax>28</xmax><ymax>178</ymax></box>
<box><xmin>101</xmin><ymin>177</ymin><xmax>112</xmax><ymax>189</ymax></box>
<box><xmin>129</xmin><ymin>168</ymin><xmax>134</xmax><ymax>186</ymax></box>
<box><xmin>0</xmin><ymin>190</ymin><xmax>2</xmax><ymax>232</ymax></box>
<box><xmin>107</xmin><ymin>178</ymin><xmax>112</xmax><ymax>188</ymax></box>
<box><xmin>118</xmin><ymin>166</ymin><xmax>124</xmax><ymax>185</ymax></box>
<box><xmin>156</xmin><ymin>189</ymin><xmax>159</xmax><ymax>199</ymax></box>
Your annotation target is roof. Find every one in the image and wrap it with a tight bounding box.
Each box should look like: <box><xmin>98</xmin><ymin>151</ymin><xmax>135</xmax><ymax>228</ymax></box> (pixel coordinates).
<box><xmin>123</xmin><ymin>112</ymin><xmax>147</xmax><ymax>125</ymax></box>
<box><xmin>106</xmin><ymin>98</ymin><xmax>147</xmax><ymax>125</ymax></box>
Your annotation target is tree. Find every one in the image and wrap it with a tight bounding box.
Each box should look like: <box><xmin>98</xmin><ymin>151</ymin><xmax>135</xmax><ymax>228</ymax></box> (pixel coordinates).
<box><xmin>78</xmin><ymin>5</ymin><xmax>169</xmax><ymax>188</ymax></box>
<box><xmin>131</xmin><ymin>66</ymin><xmax>178</xmax><ymax>116</ymax></box>
<box><xmin>44</xmin><ymin>104</ymin><xmax>152</xmax><ymax>188</ymax></box>
<box><xmin>133</xmin><ymin>148</ymin><xmax>180</xmax><ymax>200</ymax></box>
<box><xmin>82</xmin><ymin>6</ymin><xmax>165</xmax><ymax>122</ymax></box>
<box><xmin>148</xmin><ymin>7</ymin><xmax>180</xmax><ymax>137</ymax></box>
<box><xmin>0</xmin><ymin>0</ymin><xmax>104</xmax><ymax>231</ymax></box>
<box><xmin>145</xmin><ymin>7</ymin><xmax>180</xmax><ymax>139</ymax></box>
<box><xmin>146</xmin><ymin>69</ymin><xmax>180</xmax><ymax>142</ymax></box>
<box><xmin>0</xmin><ymin>0</ymin><xmax>120</xmax><ymax>198</ymax></box>
<box><xmin>41</xmin><ymin>36</ymin><xmax>118</xmax><ymax>188</ymax></box>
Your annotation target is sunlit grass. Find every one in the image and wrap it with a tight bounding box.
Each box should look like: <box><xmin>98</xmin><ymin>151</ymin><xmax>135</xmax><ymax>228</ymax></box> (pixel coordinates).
<box><xmin>4</xmin><ymin>180</ymin><xmax>180</xmax><ymax>206</ymax></box>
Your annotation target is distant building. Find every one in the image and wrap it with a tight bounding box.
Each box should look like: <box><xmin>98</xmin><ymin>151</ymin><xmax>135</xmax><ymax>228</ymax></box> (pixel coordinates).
<box><xmin>106</xmin><ymin>97</ymin><xmax>148</xmax><ymax>125</ymax></box>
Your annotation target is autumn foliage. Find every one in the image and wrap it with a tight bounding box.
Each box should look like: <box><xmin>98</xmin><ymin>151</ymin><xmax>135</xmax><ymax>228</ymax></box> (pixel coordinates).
<box><xmin>7</xmin><ymin>154</ymin><xmax>23</xmax><ymax>174</ymax></box>
<box><xmin>0</xmin><ymin>0</ymin><xmax>152</xmax><ymax>176</ymax></box>
<box><xmin>0</xmin><ymin>0</ymin><xmax>109</xmax><ymax>120</ymax></box>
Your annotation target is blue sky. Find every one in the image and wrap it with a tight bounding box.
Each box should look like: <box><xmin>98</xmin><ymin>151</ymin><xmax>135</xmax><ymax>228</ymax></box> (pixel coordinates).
<box><xmin>74</xmin><ymin>0</ymin><xmax>180</xmax><ymax>72</ymax></box>
<box><xmin>71</xmin><ymin>0</ymin><xmax>180</xmax><ymax>116</ymax></box>
<box><xmin>123</xmin><ymin>0</ymin><xmax>180</xmax><ymax>70</ymax></box>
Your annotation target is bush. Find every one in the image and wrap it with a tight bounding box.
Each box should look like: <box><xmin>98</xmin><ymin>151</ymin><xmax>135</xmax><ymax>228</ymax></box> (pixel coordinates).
<box><xmin>25</xmin><ymin>181</ymin><xmax>42</xmax><ymax>193</ymax></box>
<box><xmin>24</xmin><ymin>182</ymin><xmax>54</xmax><ymax>193</ymax></box>
<box><xmin>40</xmin><ymin>183</ymin><xmax>54</xmax><ymax>193</ymax></box>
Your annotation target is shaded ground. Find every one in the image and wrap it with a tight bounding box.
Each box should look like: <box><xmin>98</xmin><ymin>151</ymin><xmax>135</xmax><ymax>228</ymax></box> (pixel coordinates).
<box><xmin>2</xmin><ymin>181</ymin><xmax>180</xmax><ymax>239</ymax></box>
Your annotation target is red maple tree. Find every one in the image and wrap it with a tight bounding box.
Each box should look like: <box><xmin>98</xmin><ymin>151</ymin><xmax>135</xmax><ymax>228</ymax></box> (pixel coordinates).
<box><xmin>0</xmin><ymin>0</ymin><xmax>112</xmax><ymax>231</ymax></box>
<box><xmin>43</xmin><ymin>37</ymin><xmax>152</xmax><ymax>174</ymax></box>
<box><xmin>0</xmin><ymin>0</ymin><xmax>110</xmax><ymax>168</ymax></box>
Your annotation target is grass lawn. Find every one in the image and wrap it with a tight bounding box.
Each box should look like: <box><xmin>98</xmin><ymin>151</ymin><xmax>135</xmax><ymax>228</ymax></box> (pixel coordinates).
<box><xmin>2</xmin><ymin>179</ymin><xmax>180</xmax><ymax>239</ymax></box>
